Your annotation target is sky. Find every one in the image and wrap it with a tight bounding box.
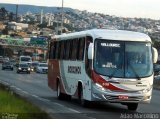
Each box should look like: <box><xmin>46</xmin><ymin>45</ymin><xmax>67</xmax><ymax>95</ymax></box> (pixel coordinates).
<box><xmin>0</xmin><ymin>0</ymin><xmax>160</xmax><ymax>20</ymax></box>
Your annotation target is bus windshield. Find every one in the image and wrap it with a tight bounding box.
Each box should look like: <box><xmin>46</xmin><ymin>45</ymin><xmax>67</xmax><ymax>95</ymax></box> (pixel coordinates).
<box><xmin>94</xmin><ymin>39</ymin><xmax>153</xmax><ymax>78</ymax></box>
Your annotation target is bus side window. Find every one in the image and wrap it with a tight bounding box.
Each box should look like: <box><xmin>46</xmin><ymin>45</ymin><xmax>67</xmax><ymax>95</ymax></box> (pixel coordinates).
<box><xmin>58</xmin><ymin>41</ymin><xmax>61</xmax><ymax>59</ymax></box>
<box><xmin>72</xmin><ymin>39</ymin><xmax>78</xmax><ymax>60</ymax></box>
<box><xmin>55</xmin><ymin>42</ymin><xmax>59</xmax><ymax>59</ymax></box>
<box><xmin>60</xmin><ymin>41</ymin><xmax>64</xmax><ymax>59</ymax></box>
<box><xmin>76</xmin><ymin>39</ymin><xmax>80</xmax><ymax>60</ymax></box>
<box><xmin>52</xmin><ymin>42</ymin><xmax>57</xmax><ymax>59</ymax></box>
<box><xmin>78</xmin><ymin>38</ymin><xmax>85</xmax><ymax>60</ymax></box>
<box><xmin>69</xmin><ymin>40</ymin><xmax>73</xmax><ymax>60</ymax></box>
<box><xmin>66</xmin><ymin>41</ymin><xmax>70</xmax><ymax>60</ymax></box>
<box><xmin>85</xmin><ymin>36</ymin><xmax>93</xmax><ymax>77</ymax></box>
<box><xmin>63</xmin><ymin>41</ymin><xmax>67</xmax><ymax>59</ymax></box>
<box><xmin>49</xmin><ymin>42</ymin><xmax>53</xmax><ymax>59</ymax></box>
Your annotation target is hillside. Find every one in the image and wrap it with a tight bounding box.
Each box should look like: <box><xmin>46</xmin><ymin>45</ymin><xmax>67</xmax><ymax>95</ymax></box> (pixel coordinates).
<box><xmin>0</xmin><ymin>3</ymin><xmax>73</xmax><ymax>14</ymax></box>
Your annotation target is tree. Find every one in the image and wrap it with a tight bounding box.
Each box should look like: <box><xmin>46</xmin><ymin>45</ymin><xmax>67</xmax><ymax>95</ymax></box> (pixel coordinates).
<box><xmin>9</xmin><ymin>12</ymin><xmax>14</xmax><ymax>21</ymax></box>
<box><xmin>0</xmin><ymin>7</ymin><xmax>8</xmax><ymax>20</ymax></box>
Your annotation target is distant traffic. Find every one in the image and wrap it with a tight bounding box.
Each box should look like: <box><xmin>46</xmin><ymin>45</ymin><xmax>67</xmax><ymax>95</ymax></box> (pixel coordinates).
<box><xmin>0</xmin><ymin>55</ymin><xmax>48</xmax><ymax>74</ymax></box>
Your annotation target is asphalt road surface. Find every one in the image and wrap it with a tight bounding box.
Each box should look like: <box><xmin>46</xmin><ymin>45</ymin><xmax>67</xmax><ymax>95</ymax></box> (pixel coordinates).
<box><xmin>0</xmin><ymin>65</ymin><xmax>160</xmax><ymax>119</ymax></box>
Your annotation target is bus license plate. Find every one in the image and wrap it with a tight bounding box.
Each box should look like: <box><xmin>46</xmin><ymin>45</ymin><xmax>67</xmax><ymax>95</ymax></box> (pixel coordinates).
<box><xmin>118</xmin><ymin>95</ymin><xmax>128</xmax><ymax>100</ymax></box>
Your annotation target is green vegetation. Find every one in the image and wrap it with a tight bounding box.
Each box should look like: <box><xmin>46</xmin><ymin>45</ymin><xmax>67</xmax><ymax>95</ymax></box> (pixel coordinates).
<box><xmin>0</xmin><ymin>85</ymin><xmax>50</xmax><ymax>119</ymax></box>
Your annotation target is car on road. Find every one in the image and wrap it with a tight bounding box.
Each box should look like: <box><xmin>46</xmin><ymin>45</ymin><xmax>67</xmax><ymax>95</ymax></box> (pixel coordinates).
<box><xmin>36</xmin><ymin>63</ymin><xmax>48</xmax><ymax>74</ymax></box>
<box><xmin>30</xmin><ymin>61</ymin><xmax>39</xmax><ymax>71</ymax></box>
<box><xmin>9</xmin><ymin>59</ymin><xmax>17</xmax><ymax>66</ymax></box>
<box><xmin>0</xmin><ymin>56</ymin><xmax>3</xmax><ymax>63</ymax></box>
<box><xmin>2</xmin><ymin>57</ymin><xmax>9</xmax><ymax>63</ymax></box>
<box><xmin>17</xmin><ymin>63</ymin><xmax>31</xmax><ymax>74</ymax></box>
<box><xmin>2</xmin><ymin>61</ymin><xmax>14</xmax><ymax>70</ymax></box>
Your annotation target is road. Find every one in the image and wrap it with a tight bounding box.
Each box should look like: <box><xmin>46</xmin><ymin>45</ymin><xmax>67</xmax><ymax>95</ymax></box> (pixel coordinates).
<box><xmin>0</xmin><ymin>66</ymin><xmax>160</xmax><ymax>119</ymax></box>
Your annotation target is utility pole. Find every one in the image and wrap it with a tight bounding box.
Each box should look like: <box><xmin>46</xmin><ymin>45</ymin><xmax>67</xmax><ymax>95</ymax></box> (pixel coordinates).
<box><xmin>61</xmin><ymin>0</ymin><xmax>64</xmax><ymax>34</ymax></box>
<box><xmin>16</xmin><ymin>4</ymin><xmax>18</xmax><ymax>22</ymax></box>
<box><xmin>40</xmin><ymin>8</ymin><xmax>43</xmax><ymax>24</ymax></box>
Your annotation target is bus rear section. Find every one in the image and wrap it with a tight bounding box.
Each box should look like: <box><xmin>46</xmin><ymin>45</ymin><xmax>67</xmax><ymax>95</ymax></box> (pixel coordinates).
<box><xmin>48</xmin><ymin>29</ymin><xmax>158</xmax><ymax>111</ymax></box>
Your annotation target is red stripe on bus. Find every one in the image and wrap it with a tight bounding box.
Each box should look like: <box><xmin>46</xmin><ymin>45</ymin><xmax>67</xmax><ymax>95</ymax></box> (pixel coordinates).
<box><xmin>92</xmin><ymin>70</ymin><xmax>126</xmax><ymax>91</ymax></box>
<box><xmin>48</xmin><ymin>60</ymin><xmax>65</xmax><ymax>93</ymax></box>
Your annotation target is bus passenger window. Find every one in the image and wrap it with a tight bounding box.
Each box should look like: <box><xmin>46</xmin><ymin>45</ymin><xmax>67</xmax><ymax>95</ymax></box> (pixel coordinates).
<box><xmin>76</xmin><ymin>39</ymin><xmax>80</xmax><ymax>60</ymax></box>
<box><xmin>55</xmin><ymin>42</ymin><xmax>59</xmax><ymax>59</ymax></box>
<box><xmin>71</xmin><ymin>39</ymin><xmax>77</xmax><ymax>60</ymax></box>
<box><xmin>66</xmin><ymin>41</ymin><xmax>70</xmax><ymax>60</ymax></box>
<box><xmin>78</xmin><ymin>38</ymin><xmax>85</xmax><ymax>60</ymax></box>
<box><xmin>69</xmin><ymin>40</ymin><xmax>73</xmax><ymax>60</ymax></box>
<box><xmin>60</xmin><ymin>41</ymin><xmax>64</xmax><ymax>59</ymax></box>
<box><xmin>52</xmin><ymin>42</ymin><xmax>57</xmax><ymax>59</ymax></box>
<box><xmin>63</xmin><ymin>41</ymin><xmax>67</xmax><ymax>59</ymax></box>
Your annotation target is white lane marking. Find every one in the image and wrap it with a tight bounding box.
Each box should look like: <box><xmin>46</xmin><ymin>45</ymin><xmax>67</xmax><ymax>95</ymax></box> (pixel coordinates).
<box><xmin>21</xmin><ymin>90</ymin><xmax>29</xmax><ymax>94</ymax></box>
<box><xmin>68</xmin><ymin>108</ymin><xmax>81</xmax><ymax>113</ymax></box>
<box><xmin>37</xmin><ymin>97</ymin><xmax>50</xmax><ymax>102</ymax></box>
<box><xmin>32</xmin><ymin>94</ymin><xmax>39</xmax><ymax>98</ymax></box>
<box><xmin>10</xmin><ymin>85</ymin><xmax>16</xmax><ymax>88</ymax></box>
<box><xmin>15</xmin><ymin>87</ymin><xmax>22</xmax><ymax>91</ymax></box>
<box><xmin>53</xmin><ymin>102</ymin><xmax>65</xmax><ymax>107</ymax></box>
<box><xmin>87</xmin><ymin>117</ymin><xmax>97</xmax><ymax>119</ymax></box>
<box><xmin>0</xmin><ymin>81</ymin><xmax>9</xmax><ymax>85</ymax></box>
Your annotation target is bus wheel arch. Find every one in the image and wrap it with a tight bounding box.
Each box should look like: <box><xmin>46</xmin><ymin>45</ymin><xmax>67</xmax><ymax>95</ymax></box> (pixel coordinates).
<box><xmin>56</xmin><ymin>78</ymin><xmax>64</xmax><ymax>100</ymax></box>
<box><xmin>78</xmin><ymin>81</ymin><xmax>89</xmax><ymax>107</ymax></box>
<box><xmin>57</xmin><ymin>78</ymin><xmax>71</xmax><ymax>100</ymax></box>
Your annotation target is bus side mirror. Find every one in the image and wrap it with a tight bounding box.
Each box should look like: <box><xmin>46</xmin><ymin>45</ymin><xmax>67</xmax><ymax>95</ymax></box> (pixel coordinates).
<box><xmin>152</xmin><ymin>47</ymin><xmax>158</xmax><ymax>63</ymax></box>
<box><xmin>88</xmin><ymin>43</ymin><xmax>94</xmax><ymax>59</ymax></box>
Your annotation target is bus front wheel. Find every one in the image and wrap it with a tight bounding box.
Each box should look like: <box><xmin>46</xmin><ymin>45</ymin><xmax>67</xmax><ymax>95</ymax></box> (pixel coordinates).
<box><xmin>78</xmin><ymin>85</ymin><xmax>89</xmax><ymax>107</ymax></box>
<box><xmin>127</xmin><ymin>103</ymin><xmax>138</xmax><ymax>111</ymax></box>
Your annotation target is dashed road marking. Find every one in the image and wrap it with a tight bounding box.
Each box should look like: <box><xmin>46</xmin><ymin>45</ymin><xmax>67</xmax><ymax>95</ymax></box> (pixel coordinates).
<box><xmin>10</xmin><ymin>85</ymin><xmax>16</xmax><ymax>88</ymax></box>
<box><xmin>37</xmin><ymin>97</ymin><xmax>50</xmax><ymax>102</ymax></box>
<box><xmin>0</xmin><ymin>81</ymin><xmax>9</xmax><ymax>85</ymax></box>
<box><xmin>15</xmin><ymin>87</ymin><xmax>22</xmax><ymax>91</ymax></box>
<box><xmin>21</xmin><ymin>90</ymin><xmax>29</xmax><ymax>94</ymax></box>
<box><xmin>31</xmin><ymin>94</ymin><xmax>39</xmax><ymax>98</ymax></box>
<box><xmin>68</xmin><ymin>108</ymin><xmax>81</xmax><ymax>113</ymax></box>
<box><xmin>87</xmin><ymin>117</ymin><xmax>97</xmax><ymax>119</ymax></box>
<box><xmin>54</xmin><ymin>102</ymin><xmax>65</xmax><ymax>107</ymax></box>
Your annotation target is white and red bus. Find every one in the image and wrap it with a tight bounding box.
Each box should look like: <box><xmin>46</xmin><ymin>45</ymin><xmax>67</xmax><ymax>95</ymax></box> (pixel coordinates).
<box><xmin>48</xmin><ymin>29</ymin><xmax>158</xmax><ymax>111</ymax></box>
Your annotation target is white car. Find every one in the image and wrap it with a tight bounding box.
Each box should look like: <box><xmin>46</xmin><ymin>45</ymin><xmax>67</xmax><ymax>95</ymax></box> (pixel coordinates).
<box><xmin>36</xmin><ymin>63</ymin><xmax>48</xmax><ymax>73</ymax></box>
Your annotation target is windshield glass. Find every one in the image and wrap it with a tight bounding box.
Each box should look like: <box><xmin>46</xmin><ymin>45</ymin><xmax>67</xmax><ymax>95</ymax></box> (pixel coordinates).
<box><xmin>32</xmin><ymin>62</ymin><xmax>39</xmax><ymax>66</ymax></box>
<box><xmin>39</xmin><ymin>64</ymin><xmax>48</xmax><ymax>67</ymax></box>
<box><xmin>94</xmin><ymin>39</ymin><xmax>153</xmax><ymax>78</ymax></box>
<box><xmin>21</xmin><ymin>57</ymin><xmax>31</xmax><ymax>62</ymax></box>
<box><xmin>19</xmin><ymin>64</ymin><xmax>28</xmax><ymax>67</ymax></box>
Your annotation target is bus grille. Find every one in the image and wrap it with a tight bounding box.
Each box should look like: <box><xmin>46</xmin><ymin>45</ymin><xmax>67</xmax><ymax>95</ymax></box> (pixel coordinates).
<box><xmin>104</xmin><ymin>95</ymin><xmax>143</xmax><ymax>102</ymax></box>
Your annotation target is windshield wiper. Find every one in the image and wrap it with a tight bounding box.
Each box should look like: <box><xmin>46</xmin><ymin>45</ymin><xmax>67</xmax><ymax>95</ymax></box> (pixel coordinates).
<box><xmin>126</xmin><ymin>53</ymin><xmax>141</xmax><ymax>80</ymax></box>
<box><xmin>108</xmin><ymin>68</ymin><xmax>118</xmax><ymax>79</ymax></box>
<box><xmin>129</xmin><ymin>64</ymin><xmax>141</xmax><ymax>80</ymax></box>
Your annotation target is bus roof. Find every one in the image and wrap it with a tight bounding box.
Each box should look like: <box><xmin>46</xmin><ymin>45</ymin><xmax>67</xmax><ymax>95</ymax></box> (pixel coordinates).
<box><xmin>53</xmin><ymin>29</ymin><xmax>151</xmax><ymax>42</ymax></box>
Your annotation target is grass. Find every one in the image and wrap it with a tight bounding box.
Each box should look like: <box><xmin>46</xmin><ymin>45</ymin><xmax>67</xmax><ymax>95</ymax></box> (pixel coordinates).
<box><xmin>0</xmin><ymin>85</ymin><xmax>50</xmax><ymax>119</ymax></box>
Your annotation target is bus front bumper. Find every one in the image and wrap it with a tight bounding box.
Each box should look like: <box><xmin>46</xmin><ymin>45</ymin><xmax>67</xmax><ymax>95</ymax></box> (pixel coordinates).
<box><xmin>91</xmin><ymin>84</ymin><xmax>152</xmax><ymax>103</ymax></box>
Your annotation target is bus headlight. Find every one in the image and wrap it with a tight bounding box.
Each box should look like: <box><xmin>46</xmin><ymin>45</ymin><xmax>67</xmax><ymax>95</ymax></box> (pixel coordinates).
<box><xmin>28</xmin><ymin>68</ymin><xmax>30</xmax><ymax>71</ymax></box>
<box><xmin>142</xmin><ymin>86</ymin><xmax>152</xmax><ymax>93</ymax></box>
<box><xmin>18</xmin><ymin>68</ymin><xmax>21</xmax><ymax>70</ymax></box>
<box><xmin>95</xmin><ymin>83</ymin><xmax>106</xmax><ymax>91</ymax></box>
